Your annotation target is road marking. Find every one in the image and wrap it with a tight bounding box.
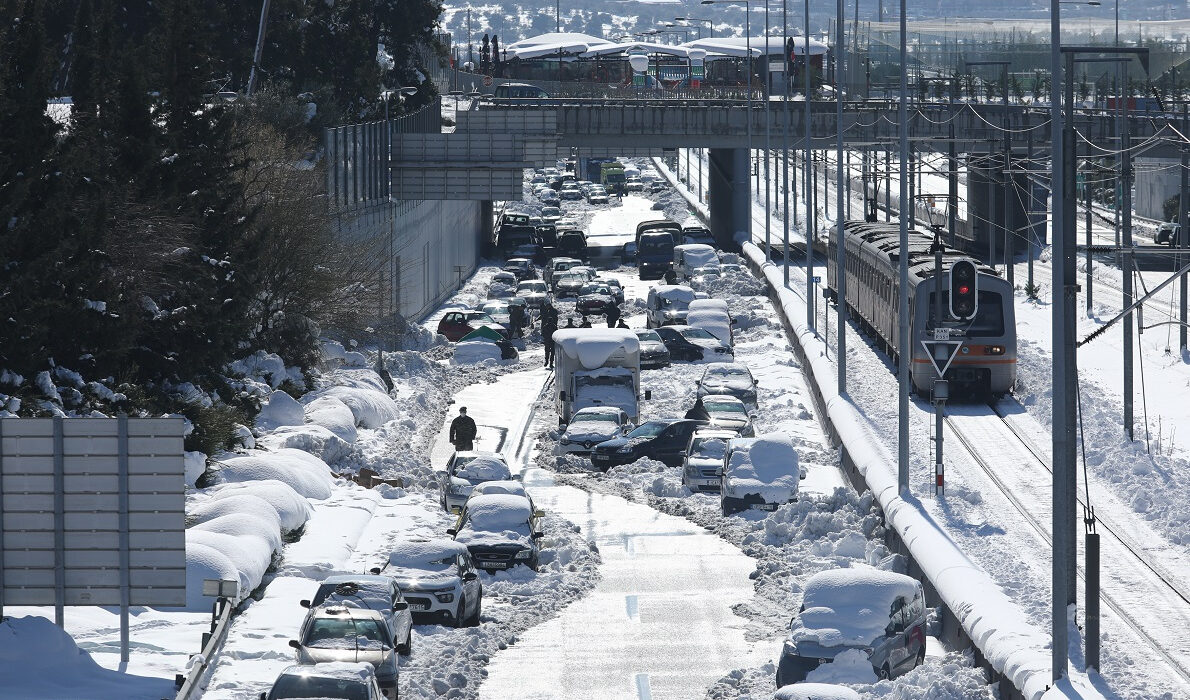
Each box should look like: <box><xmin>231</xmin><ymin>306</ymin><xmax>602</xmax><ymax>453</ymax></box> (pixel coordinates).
<box><xmin>625</xmin><ymin>595</ymin><xmax>639</xmax><ymax>622</ymax></box>
<box><xmin>634</xmin><ymin>673</ymin><xmax>652</xmax><ymax>700</ymax></box>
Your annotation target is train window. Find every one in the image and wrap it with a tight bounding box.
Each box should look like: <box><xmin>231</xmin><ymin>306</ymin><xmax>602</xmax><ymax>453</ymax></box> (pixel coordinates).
<box><xmin>926</xmin><ymin>291</ymin><xmax>1004</xmax><ymax>336</ymax></box>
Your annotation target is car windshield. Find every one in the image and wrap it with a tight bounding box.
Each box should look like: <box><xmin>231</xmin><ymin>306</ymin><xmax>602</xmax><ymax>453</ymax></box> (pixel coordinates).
<box><xmin>463</xmin><ymin>312</ymin><xmax>495</xmax><ymax>323</ymax></box>
<box><xmin>691</xmin><ymin>437</ymin><xmax>728</xmax><ymax>459</ymax></box>
<box><xmin>518</xmin><ymin>282</ymin><xmax>546</xmax><ymax>293</ymax></box>
<box><xmin>680</xmin><ymin>327</ymin><xmax>717</xmax><ymax>340</ymax></box>
<box><xmin>581</xmin><ymin>284</ymin><xmax>609</xmax><ymax>295</ymax></box>
<box><xmin>482</xmin><ymin>304</ymin><xmax>508</xmax><ymax>315</ymax></box>
<box><xmin>269</xmin><ymin>674</ymin><xmax>371</xmax><ymax>700</ymax></box>
<box><xmin>303</xmin><ymin>618</ymin><xmax>389</xmax><ymax>648</ymax></box>
<box><xmin>558</xmin><ymin>274</ymin><xmax>584</xmax><ymax>284</ymax></box>
<box><xmin>710</xmin><ymin>367</ymin><xmax>751</xmax><ymax>379</ymax></box>
<box><xmin>627</xmin><ymin>421</ymin><xmax>668</xmax><ymax>438</ymax></box>
<box><xmin>640</xmin><ymin>236</ymin><xmax>674</xmax><ymax>254</ymax></box>
<box><xmin>573</xmin><ymin>411</ymin><xmax>620</xmax><ymax>423</ymax></box>
<box><xmin>705</xmin><ymin>399</ymin><xmax>745</xmax><ymax>414</ymax></box>
<box><xmin>635</xmin><ymin>330</ymin><xmax>662</xmax><ymax>342</ymax></box>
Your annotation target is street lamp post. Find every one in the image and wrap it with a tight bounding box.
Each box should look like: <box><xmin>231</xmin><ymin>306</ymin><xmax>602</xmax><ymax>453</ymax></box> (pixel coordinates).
<box><xmin>674</xmin><ymin>16</ymin><xmax>715</xmax><ymax>38</ymax></box>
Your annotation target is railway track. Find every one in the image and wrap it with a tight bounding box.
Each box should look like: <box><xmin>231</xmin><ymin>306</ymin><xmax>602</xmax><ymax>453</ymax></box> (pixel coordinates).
<box><xmin>945</xmin><ymin>403</ymin><xmax>1190</xmax><ymax>688</ymax></box>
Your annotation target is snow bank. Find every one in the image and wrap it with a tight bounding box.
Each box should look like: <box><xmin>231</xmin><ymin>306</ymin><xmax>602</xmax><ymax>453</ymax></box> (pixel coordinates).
<box><xmin>191</xmin><ymin>513</ymin><xmax>284</xmax><ymax>556</ymax></box>
<box><xmin>773</xmin><ymin>682</ymin><xmax>862</xmax><ymax>699</ymax></box>
<box><xmin>554</xmin><ymin>328</ymin><xmax>640</xmax><ymax>369</ymax></box>
<box><xmin>741</xmin><ymin>241</ymin><xmax>1057</xmax><ymax>700</ymax></box>
<box><xmin>228</xmin><ymin>350</ymin><xmax>304</xmax><ymax>389</ymax></box>
<box><xmin>183</xmin><ymin>541</ymin><xmax>241</xmax><ymax>610</ymax></box>
<box><xmin>206</xmin><ymin>479</ymin><xmax>313</xmax><ymax>532</ymax></box>
<box><xmin>187</xmin><ymin>528</ymin><xmax>274</xmax><ymax>600</ymax></box>
<box><xmin>0</xmin><ymin>616</ymin><xmax>174</xmax><ymax>698</ymax></box>
<box><xmin>452</xmin><ymin>339</ymin><xmax>504</xmax><ymax>365</ymax></box>
<box><xmin>255</xmin><ymin>390</ymin><xmax>305</xmax><ymax>431</ymax></box>
<box><xmin>304</xmin><ymin>384</ymin><xmax>399</xmax><ymax>429</ymax></box>
<box><xmin>214</xmin><ymin>448</ymin><xmax>334</xmax><ymax>499</ymax></box>
<box><xmin>256</xmin><ymin>423</ymin><xmax>352</xmax><ymax>463</ymax></box>
<box><xmin>724</xmin><ymin>433</ymin><xmax>800</xmax><ymax>503</ymax></box>
<box><xmin>190</xmin><ymin>494</ymin><xmax>282</xmax><ymax>531</ymax></box>
<box><xmin>185</xmin><ymin>450</ymin><xmax>208</xmax><ymax>487</ymax></box>
<box><xmin>303</xmin><ymin>395</ymin><xmax>358</xmax><ymax>444</ymax></box>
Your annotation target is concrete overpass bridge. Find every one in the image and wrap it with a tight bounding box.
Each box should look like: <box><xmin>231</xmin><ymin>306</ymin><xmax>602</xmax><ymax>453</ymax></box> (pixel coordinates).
<box><xmin>384</xmin><ymin>96</ymin><xmax>1188</xmax><ymax>247</ymax></box>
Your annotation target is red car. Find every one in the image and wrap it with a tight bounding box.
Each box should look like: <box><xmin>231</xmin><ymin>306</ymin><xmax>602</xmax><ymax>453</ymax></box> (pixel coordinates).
<box><xmin>436</xmin><ymin>311</ymin><xmax>507</xmax><ymax>342</ymax></box>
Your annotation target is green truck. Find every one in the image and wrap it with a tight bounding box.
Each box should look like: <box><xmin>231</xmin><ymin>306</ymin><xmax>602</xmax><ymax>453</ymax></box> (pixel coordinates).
<box><xmin>600</xmin><ymin>162</ymin><xmax>627</xmax><ymax>194</ymax></box>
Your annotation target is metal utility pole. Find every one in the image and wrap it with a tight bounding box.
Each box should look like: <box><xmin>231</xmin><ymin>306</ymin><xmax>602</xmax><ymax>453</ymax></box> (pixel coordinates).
<box><xmin>948</xmin><ymin>79</ymin><xmax>958</xmax><ymax>247</ymax></box>
<box><xmin>897</xmin><ymin>0</ymin><xmax>909</xmax><ymax>493</ymax></box>
<box><xmin>1122</xmin><ymin>96</ymin><xmax>1134</xmax><ymax>439</ymax></box>
<box><xmin>765</xmin><ymin>3</ymin><xmax>772</xmax><ymax>261</ymax></box>
<box><xmin>837</xmin><ymin>0</ymin><xmax>848</xmax><ymax>392</ymax></box>
<box><xmin>1027</xmin><ymin>121</ymin><xmax>1036</xmax><ymax>296</ymax></box>
<box><xmin>1086</xmin><ymin>152</ymin><xmax>1094</xmax><ymax>312</ymax></box>
<box><xmin>247</xmin><ymin>0</ymin><xmax>272</xmax><ymax>96</ymax></box>
<box><xmin>1181</xmin><ymin>106</ymin><xmax>1189</xmax><ymax>352</ymax></box>
<box><xmin>804</xmin><ymin>3</ymin><xmax>813</xmax><ymax>330</ymax></box>
<box><xmin>1050</xmin><ymin>1</ymin><xmax>1071</xmax><ymax>681</ymax></box>
<box><xmin>783</xmin><ymin>0</ymin><xmax>791</xmax><ymax>286</ymax></box>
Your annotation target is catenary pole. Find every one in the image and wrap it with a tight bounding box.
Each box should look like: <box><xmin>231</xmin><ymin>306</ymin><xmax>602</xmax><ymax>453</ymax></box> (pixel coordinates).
<box><xmin>1051</xmin><ymin>1</ymin><xmax>1070</xmax><ymax>679</ymax></box>
<box><xmin>1181</xmin><ymin>104</ymin><xmax>1188</xmax><ymax>351</ymax></box>
<box><xmin>897</xmin><ymin>0</ymin><xmax>910</xmax><ymax>492</ymax></box>
<box><xmin>783</xmin><ymin>0</ymin><xmax>791</xmax><ymax>286</ymax></box>
<box><xmin>804</xmin><ymin>0</ymin><xmax>813</xmax><ymax>329</ymax></box>
<box><xmin>836</xmin><ymin>0</ymin><xmax>847</xmax><ymax>391</ymax></box>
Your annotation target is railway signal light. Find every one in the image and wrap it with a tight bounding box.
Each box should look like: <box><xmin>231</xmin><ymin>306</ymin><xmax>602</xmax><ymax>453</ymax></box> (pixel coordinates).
<box><xmin>950</xmin><ymin>260</ymin><xmax>978</xmax><ymax>321</ymax></box>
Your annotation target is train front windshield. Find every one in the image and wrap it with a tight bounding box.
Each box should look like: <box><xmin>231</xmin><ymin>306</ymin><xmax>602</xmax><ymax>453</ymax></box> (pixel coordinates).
<box><xmin>925</xmin><ymin>291</ymin><xmax>1004</xmax><ymax>337</ymax></box>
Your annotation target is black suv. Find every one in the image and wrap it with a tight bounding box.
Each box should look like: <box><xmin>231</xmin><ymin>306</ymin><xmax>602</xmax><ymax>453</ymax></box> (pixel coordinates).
<box><xmin>590</xmin><ymin>419</ymin><xmax>707</xmax><ymax>471</ymax></box>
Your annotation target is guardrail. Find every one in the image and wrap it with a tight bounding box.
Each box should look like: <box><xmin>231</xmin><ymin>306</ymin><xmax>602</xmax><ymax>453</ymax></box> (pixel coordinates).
<box><xmin>172</xmin><ymin>597</ymin><xmax>234</xmax><ymax>700</ymax></box>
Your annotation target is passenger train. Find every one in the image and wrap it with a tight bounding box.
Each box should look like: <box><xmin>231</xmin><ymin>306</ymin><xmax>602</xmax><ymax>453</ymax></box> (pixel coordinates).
<box><xmin>826</xmin><ymin>221</ymin><xmax>1018</xmax><ymax>396</ymax></box>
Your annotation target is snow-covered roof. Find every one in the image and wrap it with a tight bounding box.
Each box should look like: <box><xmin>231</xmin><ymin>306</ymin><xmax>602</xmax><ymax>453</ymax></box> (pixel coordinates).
<box><xmin>653</xmin><ymin>284</ymin><xmax>696</xmax><ymax>303</ymax></box>
<box><xmin>505</xmin><ymin>32</ymin><xmax>614</xmax><ymax>59</ymax></box>
<box><xmin>689</xmin><ymin>298</ymin><xmax>729</xmax><ymax>313</ymax></box>
<box><xmin>470</xmin><ymin>480</ymin><xmax>529</xmax><ymax>499</ymax></box>
<box><xmin>724</xmin><ymin>433</ymin><xmax>799</xmax><ymax>501</ymax></box>
<box><xmin>685</xmin><ymin>35</ymin><xmax>828</xmax><ymax>58</ymax></box>
<box><xmin>795</xmin><ymin>568</ymin><xmax>920</xmax><ymax>648</ymax></box>
<box><xmin>581</xmin><ymin>41</ymin><xmax>692</xmax><ymax>58</ymax></box>
<box><xmin>454</xmin><ymin>455</ymin><xmax>512</xmax><ymax>482</ymax></box>
<box><xmin>554</xmin><ymin>329</ymin><xmax>640</xmax><ymax>368</ymax></box>
<box><xmin>387</xmin><ymin>538</ymin><xmax>469</xmax><ymax>569</ymax></box>
<box><xmin>687</xmin><ymin>309</ymin><xmax>732</xmax><ymax>345</ymax></box>
<box><xmin>463</xmin><ymin>493</ymin><xmax>534</xmax><ymax>527</ymax></box>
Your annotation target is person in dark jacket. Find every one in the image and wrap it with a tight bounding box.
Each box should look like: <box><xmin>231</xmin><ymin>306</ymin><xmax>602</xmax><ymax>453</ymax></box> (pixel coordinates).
<box><xmin>605</xmin><ymin>304</ymin><xmax>621</xmax><ymax>328</ymax></box>
<box><xmin>542</xmin><ymin>306</ymin><xmax>558</xmax><ymax>368</ymax></box>
<box><xmin>508</xmin><ymin>302</ymin><xmax>527</xmax><ymax>338</ymax></box>
<box><xmin>663</xmin><ymin>268</ymin><xmax>678</xmax><ymax>285</ymax></box>
<box><xmin>449</xmin><ymin>407</ymin><xmax>477</xmax><ymax>452</ymax></box>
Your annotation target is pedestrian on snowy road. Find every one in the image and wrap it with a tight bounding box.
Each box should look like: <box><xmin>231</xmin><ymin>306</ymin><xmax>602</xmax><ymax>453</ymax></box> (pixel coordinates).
<box><xmin>450</xmin><ymin>407</ymin><xmax>477</xmax><ymax>452</ymax></box>
<box><xmin>542</xmin><ymin>305</ymin><xmax>558</xmax><ymax>368</ymax></box>
<box><xmin>605</xmin><ymin>304</ymin><xmax>621</xmax><ymax>328</ymax></box>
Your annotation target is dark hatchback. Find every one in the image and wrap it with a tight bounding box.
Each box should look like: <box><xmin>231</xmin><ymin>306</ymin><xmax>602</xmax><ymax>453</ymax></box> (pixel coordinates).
<box><xmin>590</xmin><ymin>419</ymin><xmax>707</xmax><ymax>471</ymax></box>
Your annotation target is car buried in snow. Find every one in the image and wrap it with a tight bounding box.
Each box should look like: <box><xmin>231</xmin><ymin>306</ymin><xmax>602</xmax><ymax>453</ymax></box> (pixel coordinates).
<box><xmin>262</xmin><ymin>662</ymin><xmax>385</xmax><ymax>700</ymax></box>
<box><xmin>776</xmin><ymin>568</ymin><xmax>927</xmax><ymax>686</ymax></box>
<box><xmin>448</xmin><ymin>493</ymin><xmax>545</xmax><ymax>572</ymax></box>
<box><xmin>686</xmin><ymin>394</ymin><xmax>754</xmax><ymax>436</ymax></box>
<box><xmin>682</xmin><ymin>428</ymin><xmax>737</xmax><ymax>492</ymax></box>
<box><xmin>653</xmin><ymin>324</ymin><xmax>734</xmax><ymax>362</ymax></box>
<box><xmin>696</xmin><ymin>363</ymin><xmax>759</xmax><ymax>410</ymax></box>
<box><xmin>373</xmin><ymin>538</ymin><xmax>482</xmax><ymax>628</ymax></box>
<box><xmin>438</xmin><ymin>451</ymin><xmax>514</xmax><ymax>513</ymax></box>
<box><xmin>288</xmin><ymin>606</ymin><xmax>400</xmax><ymax>699</ymax></box>
<box><xmin>299</xmin><ymin>575</ymin><xmax>413</xmax><ymax>658</ymax></box>
<box><xmin>719</xmin><ymin>433</ymin><xmax>798</xmax><ymax>515</ymax></box>
<box><xmin>558</xmin><ymin>406</ymin><xmax>632</xmax><ymax>456</ymax></box>
<box><xmin>590</xmin><ymin>418</ymin><xmax>707</xmax><ymax>471</ymax></box>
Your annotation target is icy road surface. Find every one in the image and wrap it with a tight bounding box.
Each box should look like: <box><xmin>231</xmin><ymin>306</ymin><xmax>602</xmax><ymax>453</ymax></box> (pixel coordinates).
<box><xmin>441</xmin><ymin>368</ymin><xmax>773</xmax><ymax>699</ymax></box>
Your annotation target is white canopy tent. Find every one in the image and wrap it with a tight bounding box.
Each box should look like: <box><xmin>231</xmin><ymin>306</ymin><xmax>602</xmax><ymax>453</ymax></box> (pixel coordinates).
<box><xmin>581</xmin><ymin>42</ymin><xmax>694</xmax><ymax>59</ymax></box>
<box><xmin>503</xmin><ymin>32</ymin><xmax>615</xmax><ymax>60</ymax></box>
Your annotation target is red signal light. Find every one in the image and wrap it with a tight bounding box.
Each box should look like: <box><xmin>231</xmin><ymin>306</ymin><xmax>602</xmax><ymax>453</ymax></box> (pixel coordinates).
<box><xmin>958</xmin><ymin>285</ymin><xmax>970</xmax><ymax>295</ymax></box>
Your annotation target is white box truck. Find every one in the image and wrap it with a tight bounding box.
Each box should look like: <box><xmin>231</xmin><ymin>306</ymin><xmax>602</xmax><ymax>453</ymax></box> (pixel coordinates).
<box><xmin>553</xmin><ymin>329</ymin><xmax>648</xmax><ymax>424</ymax></box>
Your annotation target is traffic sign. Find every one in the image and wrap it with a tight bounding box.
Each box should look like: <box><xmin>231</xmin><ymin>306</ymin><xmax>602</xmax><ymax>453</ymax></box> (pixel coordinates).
<box><xmin>483</xmin><ymin>74</ymin><xmax>493</xmax><ymax>87</ymax></box>
<box><xmin>921</xmin><ymin>340</ymin><xmax>963</xmax><ymax>378</ymax></box>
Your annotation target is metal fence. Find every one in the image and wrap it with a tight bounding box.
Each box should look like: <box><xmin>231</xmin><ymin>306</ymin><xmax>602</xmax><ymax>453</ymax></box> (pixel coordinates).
<box><xmin>324</xmin><ymin>97</ymin><xmax>442</xmax><ymax>211</ymax></box>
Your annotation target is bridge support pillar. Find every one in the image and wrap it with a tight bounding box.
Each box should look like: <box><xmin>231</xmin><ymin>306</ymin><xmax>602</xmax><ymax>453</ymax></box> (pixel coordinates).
<box><xmin>480</xmin><ymin>200</ymin><xmax>495</xmax><ymax>256</ymax></box>
<box><xmin>708</xmin><ymin>148</ymin><xmax>751</xmax><ymax>251</ymax></box>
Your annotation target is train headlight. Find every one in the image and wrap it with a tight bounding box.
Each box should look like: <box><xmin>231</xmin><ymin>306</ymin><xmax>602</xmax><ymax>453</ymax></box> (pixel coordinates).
<box><xmin>984</xmin><ymin>345</ymin><xmax>1005</xmax><ymax>355</ymax></box>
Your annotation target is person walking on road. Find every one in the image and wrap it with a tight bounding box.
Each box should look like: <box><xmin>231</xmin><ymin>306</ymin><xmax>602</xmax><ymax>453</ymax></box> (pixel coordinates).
<box><xmin>605</xmin><ymin>303</ymin><xmax>621</xmax><ymax>329</ymax></box>
<box><xmin>449</xmin><ymin>407</ymin><xmax>477</xmax><ymax>452</ymax></box>
<box><xmin>542</xmin><ymin>309</ymin><xmax>558</xmax><ymax>369</ymax></box>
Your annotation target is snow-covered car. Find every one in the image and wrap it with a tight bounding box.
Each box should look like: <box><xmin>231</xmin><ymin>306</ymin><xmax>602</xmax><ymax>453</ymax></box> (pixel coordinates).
<box><xmin>515</xmin><ymin>280</ymin><xmax>549</xmax><ymax>311</ymax></box>
<box><xmin>776</xmin><ymin>569</ymin><xmax>927</xmax><ymax>686</ymax></box>
<box><xmin>480</xmin><ymin>300</ymin><xmax>512</xmax><ymax>330</ymax></box>
<box><xmin>544</xmin><ymin>257</ymin><xmax>582</xmax><ymax>286</ymax></box>
<box><xmin>469</xmin><ymin>479</ymin><xmax>534</xmax><ymax>509</ymax></box>
<box><xmin>289</xmin><ymin>606</ymin><xmax>399</xmax><ymax>699</ymax></box>
<box><xmin>691</xmin><ymin>265</ymin><xmax>722</xmax><ymax>284</ymax></box>
<box><xmin>488</xmin><ymin>271</ymin><xmax>518</xmax><ymax>296</ymax></box>
<box><xmin>541</xmin><ymin>206</ymin><xmax>562</xmax><ymax>224</ymax></box>
<box><xmin>772</xmin><ymin>683</ymin><xmax>861</xmax><ymax>700</ymax></box>
<box><xmin>654</xmin><ymin>324</ymin><xmax>734</xmax><ymax>362</ymax></box>
<box><xmin>264</xmin><ymin>662</ymin><xmax>385</xmax><ymax>700</ymax></box>
<box><xmin>719</xmin><ymin>262</ymin><xmax>746</xmax><ymax>276</ymax></box>
<box><xmin>448</xmin><ymin>493</ymin><xmax>545</xmax><ymax>572</ymax></box>
<box><xmin>681</xmin><ymin>428</ymin><xmax>736</xmax><ymax>492</ymax></box>
<box><xmin>600</xmin><ymin>277</ymin><xmax>625</xmax><ymax>305</ymax></box>
<box><xmin>558</xmin><ymin>406</ymin><xmax>632</xmax><ymax>455</ymax></box>
<box><xmin>590</xmin><ymin>418</ymin><xmax>706</xmax><ymax>471</ymax></box>
<box><xmin>299</xmin><ymin>575</ymin><xmax>412</xmax><ymax>657</ymax></box>
<box><xmin>686</xmin><ymin>308</ymin><xmax>733</xmax><ymax>347</ymax></box>
<box><xmin>502</xmin><ymin>258</ymin><xmax>536</xmax><ymax>281</ymax></box>
<box><xmin>720</xmin><ymin>433</ymin><xmax>798</xmax><ymax>515</ymax></box>
<box><xmin>633</xmin><ymin>329</ymin><xmax>671</xmax><ymax>369</ymax></box>
<box><xmin>540</xmin><ymin>189</ymin><xmax>560</xmax><ymax>206</ymax></box>
<box><xmin>686</xmin><ymin>394</ymin><xmax>754</xmax><ymax>436</ymax></box>
<box><xmin>439</xmin><ymin>451</ymin><xmax>514</xmax><ymax>513</ymax></box>
<box><xmin>625</xmin><ymin>176</ymin><xmax>644</xmax><ymax>192</ymax></box>
<box><xmin>587</xmin><ymin>187</ymin><xmax>610</xmax><ymax>204</ymax></box>
<box><xmin>645</xmin><ymin>285</ymin><xmax>696</xmax><ymax>328</ymax></box>
<box><xmin>673</xmin><ymin>243</ymin><xmax>719</xmax><ymax>281</ymax></box>
<box><xmin>560</xmin><ymin>183</ymin><xmax>583</xmax><ymax>200</ymax></box>
<box><xmin>681</xmin><ymin>226</ymin><xmax>715</xmax><ymax>246</ymax></box>
<box><xmin>552</xmin><ymin>272</ymin><xmax>588</xmax><ymax>298</ymax></box>
<box><xmin>696</xmin><ymin>363</ymin><xmax>759</xmax><ymax>410</ymax></box>
<box><xmin>374</xmin><ymin>538</ymin><xmax>482</xmax><ymax>627</ymax></box>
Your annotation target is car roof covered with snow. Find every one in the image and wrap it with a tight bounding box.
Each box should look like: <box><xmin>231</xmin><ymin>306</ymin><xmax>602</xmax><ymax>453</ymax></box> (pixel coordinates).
<box><xmin>452</xmin><ymin>454</ymin><xmax>512</xmax><ymax>482</ymax></box>
<box><xmin>651</xmin><ymin>284</ymin><xmax>696</xmax><ymax>303</ymax></box>
<box><xmin>461</xmin><ymin>493</ymin><xmax>534</xmax><ymax>528</ymax></box>
<box><xmin>274</xmin><ymin>661</ymin><xmax>376</xmax><ymax>683</ymax></box>
<box><xmin>689</xmin><ymin>298</ymin><xmax>729</xmax><ymax>313</ymax></box>
<box><xmin>572</xmin><ymin>406</ymin><xmax>624</xmax><ymax>419</ymax></box>
<box><xmin>794</xmin><ymin>568</ymin><xmax>922</xmax><ymax>648</ymax></box>
<box><xmin>553</xmin><ymin>328</ymin><xmax>640</xmax><ymax>367</ymax></box>
<box><xmin>723</xmin><ymin>433</ymin><xmax>799</xmax><ymax>500</ymax></box>
<box><xmin>469</xmin><ymin>480</ymin><xmax>529</xmax><ymax>500</ymax></box>
<box><xmin>772</xmin><ymin>682</ymin><xmax>861</xmax><ymax>700</ymax></box>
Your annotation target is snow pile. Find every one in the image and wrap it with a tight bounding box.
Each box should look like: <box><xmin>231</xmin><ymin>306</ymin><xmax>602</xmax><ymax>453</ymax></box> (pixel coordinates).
<box><xmin>793</xmin><ymin>568</ymin><xmax>919</xmax><ymax>648</ymax></box>
<box><xmin>303</xmin><ymin>395</ymin><xmax>358</xmax><ymax>444</ymax></box>
<box><xmin>803</xmin><ymin>649</ymin><xmax>878</xmax><ymax>684</ymax></box>
<box><xmin>205</xmin><ymin>479</ymin><xmax>313</xmax><ymax>532</ymax></box>
<box><xmin>184</xmin><ymin>541</ymin><xmax>242</xmax><ymax>610</ymax></box>
<box><xmin>190</xmin><ymin>513</ymin><xmax>284</xmax><ymax>557</ymax></box>
<box><xmin>772</xmin><ymin>682</ymin><xmax>860</xmax><ymax>700</ymax></box>
<box><xmin>190</xmin><ymin>493</ymin><xmax>282</xmax><ymax>531</ymax></box>
<box><xmin>724</xmin><ymin>434</ymin><xmax>800</xmax><ymax>503</ymax></box>
<box><xmin>185</xmin><ymin>525</ymin><xmax>274</xmax><ymax>604</ymax></box>
<box><xmin>320</xmin><ymin>340</ymin><xmax>368</xmax><ymax>368</ymax></box>
<box><xmin>256</xmin><ymin>424</ymin><xmax>352</xmax><ymax>464</ymax></box>
<box><xmin>213</xmin><ymin>448</ymin><xmax>334</xmax><ymax>499</ymax></box>
<box><xmin>185</xmin><ymin>450</ymin><xmax>208</xmax><ymax>487</ymax></box>
<box><xmin>227</xmin><ymin>350</ymin><xmax>305</xmax><ymax>391</ymax></box>
<box><xmin>452</xmin><ymin>339</ymin><xmax>504</xmax><ymax>365</ymax></box>
<box><xmin>0</xmin><ymin>616</ymin><xmax>174</xmax><ymax>698</ymax></box>
<box><xmin>254</xmin><ymin>390</ymin><xmax>306</xmax><ymax>431</ymax></box>
<box><xmin>303</xmin><ymin>384</ymin><xmax>398</xmax><ymax>429</ymax></box>
<box><xmin>455</xmin><ymin>456</ymin><xmax>513</xmax><ymax>482</ymax></box>
<box><xmin>554</xmin><ymin>328</ymin><xmax>640</xmax><ymax>369</ymax></box>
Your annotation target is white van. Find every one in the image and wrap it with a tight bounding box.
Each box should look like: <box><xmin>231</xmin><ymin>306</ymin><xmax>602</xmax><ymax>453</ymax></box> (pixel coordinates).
<box><xmin>646</xmin><ymin>285</ymin><xmax>696</xmax><ymax>328</ymax></box>
<box><xmin>673</xmin><ymin>244</ymin><xmax>719</xmax><ymax>282</ymax></box>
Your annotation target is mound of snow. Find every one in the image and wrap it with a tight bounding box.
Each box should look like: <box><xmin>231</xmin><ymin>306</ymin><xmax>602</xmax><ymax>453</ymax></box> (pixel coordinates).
<box><xmin>207</xmin><ymin>479</ymin><xmax>313</xmax><ymax>532</ymax></box>
<box><xmin>304</xmin><ymin>396</ymin><xmax>358</xmax><ymax>443</ymax></box>
<box><xmin>190</xmin><ymin>512</ymin><xmax>283</xmax><ymax>556</ymax></box>
<box><xmin>214</xmin><ymin>449</ymin><xmax>334</xmax><ymax>499</ymax></box>
<box><xmin>772</xmin><ymin>682</ymin><xmax>861</xmax><ymax>700</ymax></box>
<box><xmin>0</xmin><ymin>616</ymin><xmax>173</xmax><ymax>697</ymax></box>
<box><xmin>304</xmin><ymin>384</ymin><xmax>399</xmax><ymax>429</ymax></box>
<box><xmin>183</xmin><ymin>542</ymin><xmax>241</xmax><ymax>610</ymax></box>
<box><xmin>256</xmin><ymin>423</ymin><xmax>352</xmax><ymax>463</ymax></box>
<box><xmin>187</xmin><ymin>529</ymin><xmax>274</xmax><ymax>599</ymax></box>
<box><xmin>803</xmin><ymin>648</ymin><xmax>878</xmax><ymax>684</ymax></box>
<box><xmin>184</xmin><ymin>450</ymin><xmax>207</xmax><ymax>488</ymax></box>
<box><xmin>190</xmin><ymin>494</ymin><xmax>282</xmax><ymax>532</ymax></box>
<box><xmin>228</xmin><ymin>350</ymin><xmax>303</xmax><ymax>389</ymax></box>
<box><xmin>255</xmin><ymin>390</ymin><xmax>305</xmax><ymax>431</ymax></box>
<box><xmin>452</xmin><ymin>339</ymin><xmax>503</xmax><ymax>365</ymax></box>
